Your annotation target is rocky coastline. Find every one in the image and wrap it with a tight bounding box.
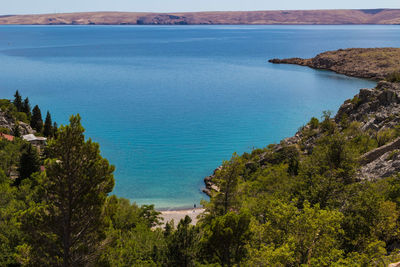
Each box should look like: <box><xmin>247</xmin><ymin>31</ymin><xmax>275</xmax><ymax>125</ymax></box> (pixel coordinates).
<box><xmin>204</xmin><ymin>48</ymin><xmax>400</xmax><ymax>196</ymax></box>
<box><xmin>269</xmin><ymin>48</ymin><xmax>400</xmax><ymax>80</ymax></box>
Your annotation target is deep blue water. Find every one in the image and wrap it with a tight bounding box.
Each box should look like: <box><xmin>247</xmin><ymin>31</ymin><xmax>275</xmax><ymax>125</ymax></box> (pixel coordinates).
<box><xmin>0</xmin><ymin>25</ymin><xmax>398</xmax><ymax>209</ymax></box>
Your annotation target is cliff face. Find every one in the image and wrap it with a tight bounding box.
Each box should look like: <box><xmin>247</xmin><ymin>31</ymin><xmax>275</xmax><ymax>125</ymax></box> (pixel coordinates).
<box><xmin>335</xmin><ymin>81</ymin><xmax>400</xmax><ymax>131</ymax></box>
<box><xmin>1</xmin><ymin>9</ymin><xmax>400</xmax><ymax>25</ymax></box>
<box><xmin>269</xmin><ymin>48</ymin><xmax>400</xmax><ymax>80</ymax></box>
<box><xmin>335</xmin><ymin>81</ymin><xmax>400</xmax><ymax>180</ymax></box>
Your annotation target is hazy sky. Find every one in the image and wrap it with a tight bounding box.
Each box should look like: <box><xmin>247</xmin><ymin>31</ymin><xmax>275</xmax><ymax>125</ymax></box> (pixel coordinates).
<box><xmin>2</xmin><ymin>0</ymin><xmax>400</xmax><ymax>15</ymax></box>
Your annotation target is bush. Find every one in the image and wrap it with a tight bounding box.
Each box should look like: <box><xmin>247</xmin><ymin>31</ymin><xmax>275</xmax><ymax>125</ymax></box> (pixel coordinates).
<box><xmin>15</xmin><ymin>112</ymin><xmax>28</xmax><ymax>123</ymax></box>
<box><xmin>386</xmin><ymin>72</ymin><xmax>400</xmax><ymax>83</ymax></box>
<box><xmin>309</xmin><ymin>117</ymin><xmax>319</xmax><ymax>129</ymax></box>
<box><xmin>0</xmin><ymin>127</ymin><xmax>10</xmax><ymax>134</ymax></box>
<box><xmin>0</xmin><ymin>99</ymin><xmax>11</xmax><ymax>109</ymax></box>
<box><xmin>387</xmin><ymin>150</ymin><xmax>400</xmax><ymax>161</ymax></box>
<box><xmin>351</xmin><ymin>96</ymin><xmax>361</xmax><ymax>106</ymax></box>
<box><xmin>376</xmin><ymin>128</ymin><xmax>397</xmax><ymax>147</ymax></box>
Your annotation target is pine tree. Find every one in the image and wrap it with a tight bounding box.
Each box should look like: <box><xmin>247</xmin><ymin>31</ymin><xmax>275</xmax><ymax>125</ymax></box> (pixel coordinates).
<box><xmin>43</xmin><ymin>111</ymin><xmax>53</xmax><ymax>137</ymax></box>
<box><xmin>21</xmin><ymin>115</ymin><xmax>115</xmax><ymax>266</ymax></box>
<box><xmin>16</xmin><ymin>143</ymin><xmax>40</xmax><ymax>186</ymax></box>
<box><xmin>22</xmin><ymin>97</ymin><xmax>31</xmax><ymax>119</ymax></box>
<box><xmin>203</xmin><ymin>211</ymin><xmax>251</xmax><ymax>266</ymax></box>
<box><xmin>212</xmin><ymin>153</ymin><xmax>244</xmax><ymax>216</ymax></box>
<box><xmin>30</xmin><ymin>105</ymin><xmax>43</xmax><ymax>133</ymax></box>
<box><xmin>166</xmin><ymin>216</ymin><xmax>199</xmax><ymax>267</ymax></box>
<box><xmin>12</xmin><ymin>123</ymin><xmax>20</xmax><ymax>138</ymax></box>
<box><xmin>53</xmin><ymin>122</ymin><xmax>58</xmax><ymax>138</ymax></box>
<box><xmin>13</xmin><ymin>90</ymin><xmax>23</xmax><ymax>112</ymax></box>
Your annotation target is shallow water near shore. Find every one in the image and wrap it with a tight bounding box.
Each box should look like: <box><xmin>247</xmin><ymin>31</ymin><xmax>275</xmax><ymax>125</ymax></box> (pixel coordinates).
<box><xmin>0</xmin><ymin>25</ymin><xmax>398</xmax><ymax>209</ymax></box>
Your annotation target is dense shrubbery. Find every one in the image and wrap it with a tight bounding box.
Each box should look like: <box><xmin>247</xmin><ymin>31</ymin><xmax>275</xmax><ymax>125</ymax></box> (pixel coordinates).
<box><xmin>197</xmin><ymin>114</ymin><xmax>400</xmax><ymax>266</ymax></box>
<box><xmin>2</xmin><ymin>96</ymin><xmax>400</xmax><ymax>266</ymax></box>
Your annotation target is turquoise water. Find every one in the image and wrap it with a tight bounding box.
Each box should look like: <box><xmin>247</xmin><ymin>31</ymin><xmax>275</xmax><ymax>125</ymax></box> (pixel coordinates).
<box><xmin>0</xmin><ymin>25</ymin><xmax>398</xmax><ymax>209</ymax></box>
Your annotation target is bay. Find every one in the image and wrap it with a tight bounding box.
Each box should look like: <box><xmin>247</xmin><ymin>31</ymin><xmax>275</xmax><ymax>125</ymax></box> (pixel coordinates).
<box><xmin>0</xmin><ymin>25</ymin><xmax>397</xmax><ymax>208</ymax></box>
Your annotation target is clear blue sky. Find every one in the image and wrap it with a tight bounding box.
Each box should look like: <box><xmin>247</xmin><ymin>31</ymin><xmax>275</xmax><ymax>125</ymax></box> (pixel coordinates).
<box><xmin>2</xmin><ymin>0</ymin><xmax>400</xmax><ymax>15</ymax></box>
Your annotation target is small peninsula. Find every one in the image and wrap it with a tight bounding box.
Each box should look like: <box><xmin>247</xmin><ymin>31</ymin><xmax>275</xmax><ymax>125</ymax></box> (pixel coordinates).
<box><xmin>269</xmin><ymin>47</ymin><xmax>400</xmax><ymax>80</ymax></box>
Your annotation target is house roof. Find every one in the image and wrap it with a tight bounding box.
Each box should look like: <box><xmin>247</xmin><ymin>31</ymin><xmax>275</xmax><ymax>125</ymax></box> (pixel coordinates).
<box><xmin>0</xmin><ymin>133</ymin><xmax>14</xmax><ymax>141</ymax></box>
<box><xmin>22</xmin><ymin>134</ymin><xmax>47</xmax><ymax>142</ymax></box>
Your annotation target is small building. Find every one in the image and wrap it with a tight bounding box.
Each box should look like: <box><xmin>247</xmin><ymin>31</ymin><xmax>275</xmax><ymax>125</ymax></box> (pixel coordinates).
<box><xmin>22</xmin><ymin>134</ymin><xmax>47</xmax><ymax>153</ymax></box>
<box><xmin>0</xmin><ymin>133</ymin><xmax>14</xmax><ymax>142</ymax></box>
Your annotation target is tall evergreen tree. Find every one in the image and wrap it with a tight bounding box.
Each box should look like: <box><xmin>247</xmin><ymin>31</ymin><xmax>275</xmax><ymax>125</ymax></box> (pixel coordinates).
<box><xmin>21</xmin><ymin>115</ymin><xmax>115</xmax><ymax>266</ymax></box>
<box><xmin>22</xmin><ymin>97</ymin><xmax>31</xmax><ymax>119</ymax></box>
<box><xmin>203</xmin><ymin>211</ymin><xmax>251</xmax><ymax>266</ymax></box>
<box><xmin>166</xmin><ymin>216</ymin><xmax>199</xmax><ymax>267</ymax></box>
<box><xmin>211</xmin><ymin>153</ymin><xmax>244</xmax><ymax>216</ymax></box>
<box><xmin>43</xmin><ymin>111</ymin><xmax>53</xmax><ymax>137</ymax></box>
<box><xmin>12</xmin><ymin>123</ymin><xmax>20</xmax><ymax>138</ymax></box>
<box><xmin>53</xmin><ymin>122</ymin><xmax>58</xmax><ymax>138</ymax></box>
<box><xmin>16</xmin><ymin>143</ymin><xmax>40</xmax><ymax>186</ymax></box>
<box><xmin>30</xmin><ymin>105</ymin><xmax>43</xmax><ymax>133</ymax></box>
<box><xmin>13</xmin><ymin>90</ymin><xmax>23</xmax><ymax>112</ymax></box>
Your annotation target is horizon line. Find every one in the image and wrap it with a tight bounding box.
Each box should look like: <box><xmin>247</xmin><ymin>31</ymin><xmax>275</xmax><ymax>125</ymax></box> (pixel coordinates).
<box><xmin>2</xmin><ymin>7</ymin><xmax>399</xmax><ymax>17</ymax></box>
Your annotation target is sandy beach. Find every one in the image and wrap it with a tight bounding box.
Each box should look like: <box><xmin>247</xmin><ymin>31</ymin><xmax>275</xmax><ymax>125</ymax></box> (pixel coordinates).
<box><xmin>159</xmin><ymin>208</ymin><xmax>205</xmax><ymax>227</ymax></box>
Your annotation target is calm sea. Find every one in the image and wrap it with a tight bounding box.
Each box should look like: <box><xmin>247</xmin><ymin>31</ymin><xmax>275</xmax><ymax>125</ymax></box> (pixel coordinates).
<box><xmin>0</xmin><ymin>25</ymin><xmax>398</xmax><ymax>209</ymax></box>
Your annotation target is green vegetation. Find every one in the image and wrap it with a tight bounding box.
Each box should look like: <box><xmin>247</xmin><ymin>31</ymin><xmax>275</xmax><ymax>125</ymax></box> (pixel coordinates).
<box><xmin>386</xmin><ymin>71</ymin><xmax>400</xmax><ymax>83</ymax></box>
<box><xmin>309</xmin><ymin>117</ymin><xmax>319</xmax><ymax>129</ymax></box>
<box><xmin>30</xmin><ymin>105</ymin><xmax>43</xmax><ymax>133</ymax></box>
<box><xmin>20</xmin><ymin>115</ymin><xmax>115</xmax><ymax>266</ymax></box>
<box><xmin>43</xmin><ymin>111</ymin><xmax>53</xmax><ymax>137</ymax></box>
<box><xmin>2</xmin><ymin>92</ymin><xmax>400</xmax><ymax>266</ymax></box>
<box><xmin>0</xmin><ymin>91</ymin><xmax>57</xmax><ymax>137</ymax></box>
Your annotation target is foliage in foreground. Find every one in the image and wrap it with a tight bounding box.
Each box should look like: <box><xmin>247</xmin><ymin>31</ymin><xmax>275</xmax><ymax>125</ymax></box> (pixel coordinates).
<box><xmin>1</xmin><ymin>100</ymin><xmax>400</xmax><ymax>266</ymax></box>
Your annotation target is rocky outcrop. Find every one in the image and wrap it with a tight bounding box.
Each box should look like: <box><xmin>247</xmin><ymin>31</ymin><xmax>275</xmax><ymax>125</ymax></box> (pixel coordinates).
<box><xmin>389</xmin><ymin>262</ymin><xmax>400</xmax><ymax>267</ymax></box>
<box><xmin>203</xmin><ymin>166</ymin><xmax>221</xmax><ymax>196</ymax></box>
<box><xmin>0</xmin><ymin>110</ymin><xmax>35</xmax><ymax>135</ymax></box>
<box><xmin>335</xmin><ymin>81</ymin><xmax>400</xmax><ymax>130</ymax></box>
<box><xmin>360</xmin><ymin>137</ymin><xmax>400</xmax><ymax>165</ymax></box>
<box><xmin>326</xmin><ymin>81</ymin><xmax>400</xmax><ymax>181</ymax></box>
<box><xmin>359</xmin><ymin>147</ymin><xmax>400</xmax><ymax>181</ymax></box>
<box><xmin>269</xmin><ymin>48</ymin><xmax>400</xmax><ymax>80</ymax></box>
<box><xmin>0</xmin><ymin>110</ymin><xmax>15</xmax><ymax>130</ymax></box>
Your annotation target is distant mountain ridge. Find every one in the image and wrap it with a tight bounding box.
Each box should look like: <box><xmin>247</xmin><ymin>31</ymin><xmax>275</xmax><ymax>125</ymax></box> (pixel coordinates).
<box><xmin>1</xmin><ymin>9</ymin><xmax>400</xmax><ymax>25</ymax></box>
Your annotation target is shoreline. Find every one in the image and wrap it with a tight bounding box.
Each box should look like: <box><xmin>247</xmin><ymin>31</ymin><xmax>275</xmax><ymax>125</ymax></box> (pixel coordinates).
<box><xmin>159</xmin><ymin>208</ymin><xmax>205</xmax><ymax>226</ymax></box>
<box><xmin>156</xmin><ymin>206</ymin><xmax>203</xmax><ymax>212</ymax></box>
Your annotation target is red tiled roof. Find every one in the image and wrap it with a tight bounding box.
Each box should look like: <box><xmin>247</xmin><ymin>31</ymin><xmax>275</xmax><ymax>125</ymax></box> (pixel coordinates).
<box><xmin>0</xmin><ymin>133</ymin><xmax>14</xmax><ymax>141</ymax></box>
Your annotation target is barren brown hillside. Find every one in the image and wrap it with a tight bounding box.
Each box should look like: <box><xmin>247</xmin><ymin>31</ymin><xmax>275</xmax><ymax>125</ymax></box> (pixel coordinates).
<box><xmin>0</xmin><ymin>9</ymin><xmax>400</xmax><ymax>25</ymax></box>
<box><xmin>269</xmin><ymin>48</ymin><xmax>400</xmax><ymax>80</ymax></box>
